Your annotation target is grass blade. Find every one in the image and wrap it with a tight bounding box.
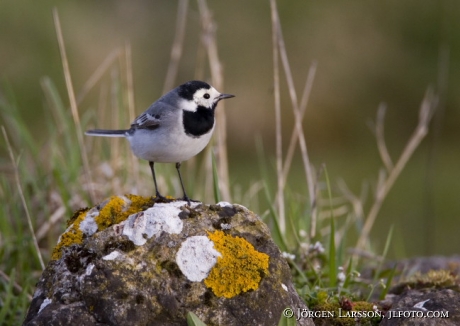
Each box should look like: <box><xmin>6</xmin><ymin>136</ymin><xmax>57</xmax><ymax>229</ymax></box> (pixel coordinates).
<box><xmin>263</xmin><ymin>181</ymin><xmax>288</xmax><ymax>252</ymax></box>
<box><xmin>2</xmin><ymin>127</ymin><xmax>45</xmax><ymax>270</ymax></box>
<box><xmin>278</xmin><ymin>308</ymin><xmax>297</xmax><ymax>326</ymax></box>
<box><xmin>324</xmin><ymin>167</ymin><xmax>337</xmax><ymax>288</ymax></box>
<box><xmin>379</xmin><ymin>264</ymin><xmax>397</xmax><ymax>300</ymax></box>
<box><xmin>374</xmin><ymin>224</ymin><xmax>394</xmax><ymax>282</ymax></box>
<box><xmin>0</xmin><ymin>270</ymin><xmax>15</xmax><ymax>323</ymax></box>
<box><xmin>186</xmin><ymin>311</ymin><xmax>207</xmax><ymax>326</ymax></box>
<box><xmin>211</xmin><ymin>151</ymin><xmax>222</xmax><ymax>203</ymax></box>
<box><xmin>255</xmin><ymin>136</ymin><xmax>288</xmax><ymax>251</ymax></box>
<box><xmin>0</xmin><ymin>81</ymin><xmax>37</xmax><ymax>155</ymax></box>
<box><xmin>342</xmin><ymin>257</ymin><xmax>353</xmax><ymax>289</ymax></box>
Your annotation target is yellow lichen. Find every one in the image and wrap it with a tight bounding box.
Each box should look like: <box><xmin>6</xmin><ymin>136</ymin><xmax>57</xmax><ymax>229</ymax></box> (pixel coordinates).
<box><xmin>312</xmin><ymin>300</ymin><xmax>382</xmax><ymax>326</ymax></box>
<box><xmin>405</xmin><ymin>270</ymin><xmax>459</xmax><ymax>290</ymax></box>
<box><xmin>51</xmin><ymin>195</ymin><xmax>153</xmax><ymax>260</ymax></box>
<box><xmin>51</xmin><ymin>209</ymin><xmax>88</xmax><ymax>260</ymax></box>
<box><xmin>204</xmin><ymin>230</ymin><xmax>270</xmax><ymax>298</ymax></box>
<box><xmin>95</xmin><ymin>195</ymin><xmax>153</xmax><ymax>230</ymax></box>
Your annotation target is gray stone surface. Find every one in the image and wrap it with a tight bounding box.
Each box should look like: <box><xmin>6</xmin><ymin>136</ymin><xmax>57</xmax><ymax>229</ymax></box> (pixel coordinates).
<box><xmin>24</xmin><ymin>199</ymin><xmax>312</xmax><ymax>326</ymax></box>
<box><xmin>380</xmin><ymin>289</ymin><xmax>460</xmax><ymax>326</ymax></box>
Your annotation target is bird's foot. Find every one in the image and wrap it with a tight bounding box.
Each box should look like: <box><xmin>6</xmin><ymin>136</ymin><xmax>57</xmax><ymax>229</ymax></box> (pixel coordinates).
<box><xmin>153</xmin><ymin>193</ymin><xmax>172</xmax><ymax>204</ymax></box>
<box><xmin>152</xmin><ymin>193</ymin><xmax>200</xmax><ymax>206</ymax></box>
<box><xmin>180</xmin><ymin>196</ymin><xmax>201</xmax><ymax>206</ymax></box>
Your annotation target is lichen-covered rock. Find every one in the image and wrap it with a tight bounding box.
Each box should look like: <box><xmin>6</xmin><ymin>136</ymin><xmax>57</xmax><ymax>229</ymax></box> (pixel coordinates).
<box><xmin>24</xmin><ymin>196</ymin><xmax>313</xmax><ymax>326</ymax></box>
<box><xmin>380</xmin><ymin>289</ymin><xmax>460</xmax><ymax>326</ymax></box>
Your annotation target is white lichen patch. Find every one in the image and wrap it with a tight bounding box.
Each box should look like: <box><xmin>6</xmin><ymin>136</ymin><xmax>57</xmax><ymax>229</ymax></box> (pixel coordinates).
<box><xmin>216</xmin><ymin>201</ymin><xmax>232</xmax><ymax>208</ymax></box>
<box><xmin>414</xmin><ymin>299</ymin><xmax>430</xmax><ymax>311</ymax></box>
<box><xmin>281</xmin><ymin>252</ymin><xmax>296</xmax><ymax>260</ymax></box>
<box><xmin>176</xmin><ymin>236</ymin><xmax>221</xmax><ymax>282</ymax></box>
<box><xmin>38</xmin><ymin>298</ymin><xmax>52</xmax><ymax>314</ymax></box>
<box><xmin>102</xmin><ymin>250</ymin><xmax>121</xmax><ymax>261</ymax></box>
<box><xmin>78</xmin><ymin>263</ymin><xmax>95</xmax><ymax>283</ymax></box>
<box><xmin>281</xmin><ymin>283</ymin><xmax>288</xmax><ymax>292</ymax></box>
<box><xmin>122</xmin><ymin>202</ymin><xmax>184</xmax><ymax>246</ymax></box>
<box><xmin>85</xmin><ymin>263</ymin><xmax>94</xmax><ymax>276</ymax></box>
<box><xmin>32</xmin><ymin>288</ymin><xmax>43</xmax><ymax>299</ymax></box>
<box><xmin>79</xmin><ymin>207</ymin><xmax>99</xmax><ymax>236</ymax></box>
<box><xmin>218</xmin><ymin>202</ymin><xmax>249</xmax><ymax>213</ymax></box>
<box><xmin>220</xmin><ymin>223</ymin><xmax>231</xmax><ymax>230</ymax></box>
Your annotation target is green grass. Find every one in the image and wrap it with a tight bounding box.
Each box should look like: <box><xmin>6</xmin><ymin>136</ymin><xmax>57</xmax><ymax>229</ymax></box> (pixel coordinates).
<box><xmin>0</xmin><ymin>1</ymin><xmax>438</xmax><ymax>324</ymax></box>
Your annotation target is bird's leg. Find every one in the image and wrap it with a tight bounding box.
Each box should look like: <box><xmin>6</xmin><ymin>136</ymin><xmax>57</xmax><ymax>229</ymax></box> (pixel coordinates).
<box><xmin>175</xmin><ymin>162</ymin><xmax>191</xmax><ymax>205</ymax></box>
<box><xmin>149</xmin><ymin>161</ymin><xmax>166</xmax><ymax>201</ymax></box>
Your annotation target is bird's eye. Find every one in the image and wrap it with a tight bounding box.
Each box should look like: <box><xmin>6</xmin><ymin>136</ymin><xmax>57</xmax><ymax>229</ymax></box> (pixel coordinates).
<box><xmin>203</xmin><ymin>93</ymin><xmax>210</xmax><ymax>99</ymax></box>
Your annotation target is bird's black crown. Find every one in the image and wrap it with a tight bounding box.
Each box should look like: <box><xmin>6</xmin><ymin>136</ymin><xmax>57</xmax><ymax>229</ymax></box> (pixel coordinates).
<box><xmin>178</xmin><ymin>81</ymin><xmax>211</xmax><ymax>101</ymax></box>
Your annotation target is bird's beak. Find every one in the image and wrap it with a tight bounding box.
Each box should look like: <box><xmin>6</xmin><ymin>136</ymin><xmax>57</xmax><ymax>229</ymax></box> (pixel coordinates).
<box><xmin>217</xmin><ymin>93</ymin><xmax>235</xmax><ymax>101</ymax></box>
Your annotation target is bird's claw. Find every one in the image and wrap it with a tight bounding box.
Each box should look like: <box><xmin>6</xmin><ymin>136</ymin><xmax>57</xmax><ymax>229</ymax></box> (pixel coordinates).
<box><xmin>153</xmin><ymin>194</ymin><xmax>172</xmax><ymax>204</ymax></box>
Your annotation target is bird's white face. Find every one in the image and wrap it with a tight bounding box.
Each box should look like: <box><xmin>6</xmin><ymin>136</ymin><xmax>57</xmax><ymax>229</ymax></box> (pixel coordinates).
<box><xmin>180</xmin><ymin>87</ymin><xmax>221</xmax><ymax>112</ymax></box>
<box><xmin>193</xmin><ymin>87</ymin><xmax>221</xmax><ymax>109</ymax></box>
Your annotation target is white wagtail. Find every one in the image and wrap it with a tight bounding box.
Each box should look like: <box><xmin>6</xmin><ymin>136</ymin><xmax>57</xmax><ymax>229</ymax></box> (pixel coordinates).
<box><xmin>85</xmin><ymin>80</ymin><xmax>234</xmax><ymax>203</ymax></box>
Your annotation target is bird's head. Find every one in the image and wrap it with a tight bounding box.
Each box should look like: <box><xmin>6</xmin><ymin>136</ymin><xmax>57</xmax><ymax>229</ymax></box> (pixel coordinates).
<box><xmin>178</xmin><ymin>80</ymin><xmax>234</xmax><ymax>112</ymax></box>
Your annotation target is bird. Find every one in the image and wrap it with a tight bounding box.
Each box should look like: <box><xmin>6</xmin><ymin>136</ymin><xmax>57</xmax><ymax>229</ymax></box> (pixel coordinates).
<box><xmin>85</xmin><ymin>80</ymin><xmax>234</xmax><ymax>203</ymax></box>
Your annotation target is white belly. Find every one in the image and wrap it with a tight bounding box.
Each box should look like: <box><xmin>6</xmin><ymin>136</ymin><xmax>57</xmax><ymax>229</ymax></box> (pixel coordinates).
<box><xmin>127</xmin><ymin>125</ymin><xmax>214</xmax><ymax>163</ymax></box>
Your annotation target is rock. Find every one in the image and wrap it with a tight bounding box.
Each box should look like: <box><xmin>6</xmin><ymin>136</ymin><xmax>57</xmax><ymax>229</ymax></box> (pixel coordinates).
<box><xmin>388</xmin><ymin>256</ymin><xmax>460</xmax><ymax>278</ymax></box>
<box><xmin>363</xmin><ymin>255</ymin><xmax>460</xmax><ymax>302</ymax></box>
<box><xmin>24</xmin><ymin>196</ymin><xmax>313</xmax><ymax>326</ymax></box>
<box><xmin>380</xmin><ymin>289</ymin><xmax>460</xmax><ymax>326</ymax></box>
<box><xmin>378</xmin><ymin>267</ymin><xmax>460</xmax><ymax>326</ymax></box>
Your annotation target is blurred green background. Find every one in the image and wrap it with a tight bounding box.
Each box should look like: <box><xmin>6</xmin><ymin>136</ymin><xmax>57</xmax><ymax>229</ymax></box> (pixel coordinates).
<box><xmin>1</xmin><ymin>0</ymin><xmax>459</xmax><ymax>258</ymax></box>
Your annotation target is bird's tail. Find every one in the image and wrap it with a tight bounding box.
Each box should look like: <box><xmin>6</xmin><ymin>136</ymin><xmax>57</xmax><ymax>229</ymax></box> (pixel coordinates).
<box><xmin>85</xmin><ymin>129</ymin><xmax>128</xmax><ymax>137</ymax></box>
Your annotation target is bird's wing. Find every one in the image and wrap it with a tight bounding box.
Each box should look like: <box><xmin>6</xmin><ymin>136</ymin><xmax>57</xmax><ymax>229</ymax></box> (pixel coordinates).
<box><xmin>131</xmin><ymin>100</ymin><xmax>176</xmax><ymax>129</ymax></box>
<box><xmin>132</xmin><ymin>111</ymin><xmax>161</xmax><ymax>129</ymax></box>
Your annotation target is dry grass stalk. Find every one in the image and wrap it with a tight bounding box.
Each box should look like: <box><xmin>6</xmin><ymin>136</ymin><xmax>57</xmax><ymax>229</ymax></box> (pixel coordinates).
<box><xmin>163</xmin><ymin>0</ymin><xmax>189</xmax><ymax>94</ymax></box>
<box><xmin>356</xmin><ymin>89</ymin><xmax>438</xmax><ymax>250</ymax></box>
<box><xmin>271</xmin><ymin>0</ymin><xmax>318</xmax><ymax>236</ymax></box>
<box><xmin>337</xmin><ymin>179</ymin><xmax>366</xmax><ymax>223</ymax></box>
<box><xmin>375</xmin><ymin>103</ymin><xmax>394</xmax><ymax>172</ymax></box>
<box><xmin>197</xmin><ymin>0</ymin><xmax>231</xmax><ymax>202</ymax></box>
<box><xmin>36</xmin><ymin>206</ymin><xmax>65</xmax><ymax>241</ymax></box>
<box><xmin>124</xmin><ymin>42</ymin><xmax>141</xmax><ymax>191</ymax></box>
<box><xmin>109</xmin><ymin>67</ymin><xmax>122</xmax><ymax>190</ymax></box>
<box><xmin>281</xmin><ymin>63</ymin><xmax>317</xmax><ymax>183</ymax></box>
<box><xmin>269</xmin><ymin>0</ymin><xmax>285</xmax><ymax>233</ymax></box>
<box><xmin>95</xmin><ymin>83</ymin><xmax>108</xmax><ymax>172</ymax></box>
<box><xmin>53</xmin><ymin>8</ymin><xmax>96</xmax><ymax>202</ymax></box>
<box><xmin>2</xmin><ymin>126</ymin><xmax>45</xmax><ymax>270</ymax></box>
<box><xmin>0</xmin><ymin>270</ymin><xmax>32</xmax><ymax>301</ymax></box>
<box><xmin>76</xmin><ymin>48</ymin><xmax>121</xmax><ymax>106</ymax></box>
